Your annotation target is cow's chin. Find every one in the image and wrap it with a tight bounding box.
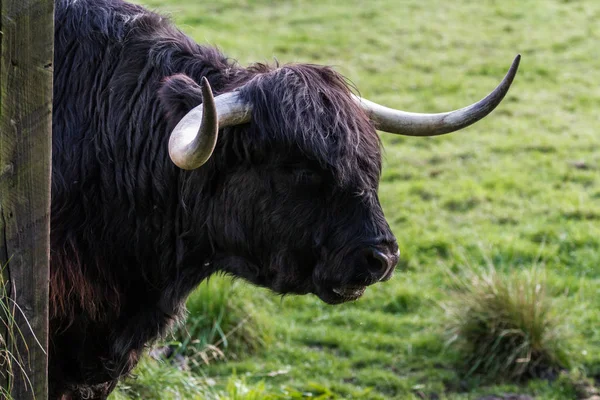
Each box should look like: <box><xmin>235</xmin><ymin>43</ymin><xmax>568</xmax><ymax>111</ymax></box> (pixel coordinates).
<box><xmin>215</xmin><ymin>254</ymin><xmax>367</xmax><ymax>304</ymax></box>
<box><xmin>314</xmin><ymin>284</ymin><xmax>367</xmax><ymax>305</ymax></box>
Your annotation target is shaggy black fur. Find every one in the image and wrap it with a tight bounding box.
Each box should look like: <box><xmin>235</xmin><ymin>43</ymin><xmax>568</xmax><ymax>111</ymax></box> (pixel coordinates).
<box><xmin>51</xmin><ymin>0</ymin><xmax>397</xmax><ymax>398</ymax></box>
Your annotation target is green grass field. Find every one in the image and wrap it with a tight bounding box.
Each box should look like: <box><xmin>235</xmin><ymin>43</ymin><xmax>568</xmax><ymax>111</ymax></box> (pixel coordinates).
<box><xmin>118</xmin><ymin>1</ymin><xmax>600</xmax><ymax>398</ymax></box>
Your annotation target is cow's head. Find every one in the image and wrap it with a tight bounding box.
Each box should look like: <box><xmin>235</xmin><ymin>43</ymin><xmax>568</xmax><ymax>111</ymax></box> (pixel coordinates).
<box><xmin>160</xmin><ymin>56</ymin><xmax>519</xmax><ymax>304</ymax></box>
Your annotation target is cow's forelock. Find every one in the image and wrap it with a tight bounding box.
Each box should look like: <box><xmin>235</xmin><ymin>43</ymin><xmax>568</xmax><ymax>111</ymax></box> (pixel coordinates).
<box><xmin>236</xmin><ymin>64</ymin><xmax>382</xmax><ymax>189</ymax></box>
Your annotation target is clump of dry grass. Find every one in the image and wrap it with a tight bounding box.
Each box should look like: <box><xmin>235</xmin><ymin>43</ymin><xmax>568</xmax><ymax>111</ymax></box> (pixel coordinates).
<box><xmin>442</xmin><ymin>263</ymin><xmax>572</xmax><ymax>381</ymax></box>
<box><xmin>1</xmin><ymin>265</ymin><xmax>38</xmax><ymax>400</ymax></box>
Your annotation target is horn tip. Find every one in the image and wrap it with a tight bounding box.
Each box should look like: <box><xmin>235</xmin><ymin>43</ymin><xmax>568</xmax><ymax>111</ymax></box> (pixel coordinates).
<box><xmin>199</xmin><ymin>76</ymin><xmax>215</xmax><ymax>104</ymax></box>
<box><xmin>200</xmin><ymin>76</ymin><xmax>211</xmax><ymax>89</ymax></box>
<box><xmin>502</xmin><ymin>54</ymin><xmax>521</xmax><ymax>87</ymax></box>
<box><xmin>511</xmin><ymin>54</ymin><xmax>521</xmax><ymax>72</ymax></box>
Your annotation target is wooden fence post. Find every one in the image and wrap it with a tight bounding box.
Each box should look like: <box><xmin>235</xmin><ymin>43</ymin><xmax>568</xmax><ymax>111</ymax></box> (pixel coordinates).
<box><xmin>0</xmin><ymin>0</ymin><xmax>54</xmax><ymax>399</ymax></box>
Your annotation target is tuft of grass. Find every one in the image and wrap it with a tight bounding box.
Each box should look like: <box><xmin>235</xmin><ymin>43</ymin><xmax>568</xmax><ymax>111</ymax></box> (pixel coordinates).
<box><xmin>111</xmin><ymin>356</ymin><xmax>278</xmax><ymax>400</ymax></box>
<box><xmin>169</xmin><ymin>275</ymin><xmax>274</xmax><ymax>367</ymax></box>
<box><xmin>110</xmin><ymin>357</ymin><xmax>212</xmax><ymax>399</ymax></box>
<box><xmin>0</xmin><ymin>287</ymin><xmax>16</xmax><ymax>400</ymax></box>
<box><xmin>220</xmin><ymin>376</ymin><xmax>275</xmax><ymax>400</ymax></box>
<box><xmin>0</xmin><ymin>264</ymin><xmax>40</xmax><ymax>400</ymax></box>
<box><xmin>442</xmin><ymin>263</ymin><xmax>573</xmax><ymax>381</ymax></box>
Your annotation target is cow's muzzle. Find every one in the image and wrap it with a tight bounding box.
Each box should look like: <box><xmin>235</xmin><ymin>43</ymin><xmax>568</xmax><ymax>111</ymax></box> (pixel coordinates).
<box><xmin>315</xmin><ymin>242</ymin><xmax>399</xmax><ymax>304</ymax></box>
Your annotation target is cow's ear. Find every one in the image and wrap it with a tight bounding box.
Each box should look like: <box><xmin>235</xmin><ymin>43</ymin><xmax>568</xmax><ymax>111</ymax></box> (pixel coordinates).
<box><xmin>159</xmin><ymin>74</ymin><xmax>204</xmax><ymax>123</ymax></box>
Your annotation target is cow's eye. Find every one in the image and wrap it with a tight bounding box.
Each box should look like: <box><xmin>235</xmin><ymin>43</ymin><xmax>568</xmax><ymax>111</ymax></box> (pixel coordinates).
<box><xmin>295</xmin><ymin>169</ymin><xmax>323</xmax><ymax>186</ymax></box>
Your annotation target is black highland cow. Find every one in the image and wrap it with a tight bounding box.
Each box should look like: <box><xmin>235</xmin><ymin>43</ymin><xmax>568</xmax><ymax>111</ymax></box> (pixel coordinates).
<box><xmin>50</xmin><ymin>0</ymin><xmax>519</xmax><ymax>398</ymax></box>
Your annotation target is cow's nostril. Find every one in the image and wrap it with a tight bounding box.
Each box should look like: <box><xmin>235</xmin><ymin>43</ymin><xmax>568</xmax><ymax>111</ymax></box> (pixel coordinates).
<box><xmin>365</xmin><ymin>248</ymin><xmax>390</xmax><ymax>275</ymax></box>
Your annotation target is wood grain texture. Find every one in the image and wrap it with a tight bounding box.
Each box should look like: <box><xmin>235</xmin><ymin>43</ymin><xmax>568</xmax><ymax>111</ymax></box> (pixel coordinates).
<box><xmin>0</xmin><ymin>0</ymin><xmax>54</xmax><ymax>398</ymax></box>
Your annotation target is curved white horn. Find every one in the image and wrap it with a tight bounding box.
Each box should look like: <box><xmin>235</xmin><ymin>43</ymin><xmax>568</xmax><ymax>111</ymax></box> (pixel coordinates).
<box><xmin>168</xmin><ymin>77</ymin><xmax>252</xmax><ymax>170</ymax></box>
<box><xmin>355</xmin><ymin>55</ymin><xmax>520</xmax><ymax>136</ymax></box>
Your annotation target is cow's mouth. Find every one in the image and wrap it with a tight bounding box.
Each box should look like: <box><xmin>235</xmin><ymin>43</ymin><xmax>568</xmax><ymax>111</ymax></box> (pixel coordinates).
<box><xmin>332</xmin><ymin>285</ymin><xmax>366</xmax><ymax>299</ymax></box>
<box><xmin>316</xmin><ymin>284</ymin><xmax>367</xmax><ymax>304</ymax></box>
